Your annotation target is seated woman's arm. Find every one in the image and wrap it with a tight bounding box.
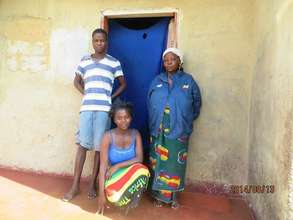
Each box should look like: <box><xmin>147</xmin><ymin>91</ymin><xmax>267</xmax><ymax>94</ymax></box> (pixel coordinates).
<box><xmin>97</xmin><ymin>132</ymin><xmax>111</xmax><ymax>215</ymax></box>
<box><xmin>107</xmin><ymin>130</ymin><xmax>143</xmax><ymax>177</ymax></box>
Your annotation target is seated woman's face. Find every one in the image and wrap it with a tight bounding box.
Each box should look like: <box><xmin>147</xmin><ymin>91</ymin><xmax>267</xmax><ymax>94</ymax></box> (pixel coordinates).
<box><xmin>114</xmin><ymin>109</ymin><xmax>132</xmax><ymax>130</ymax></box>
<box><xmin>163</xmin><ymin>52</ymin><xmax>180</xmax><ymax>73</ymax></box>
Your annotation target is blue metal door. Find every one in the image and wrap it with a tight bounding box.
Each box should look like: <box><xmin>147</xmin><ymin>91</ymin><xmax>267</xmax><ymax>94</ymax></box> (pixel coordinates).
<box><xmin>108</xmin><ymin>17</ymin><xmax>170</xmax><ymax>149</ymax></box>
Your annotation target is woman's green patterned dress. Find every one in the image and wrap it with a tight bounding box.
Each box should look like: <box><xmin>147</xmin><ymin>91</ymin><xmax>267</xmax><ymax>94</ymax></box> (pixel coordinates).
<box><xmin>149</xmin><ymin>107</ymin><xmax>189</xmax><ymax>203</ymax></box>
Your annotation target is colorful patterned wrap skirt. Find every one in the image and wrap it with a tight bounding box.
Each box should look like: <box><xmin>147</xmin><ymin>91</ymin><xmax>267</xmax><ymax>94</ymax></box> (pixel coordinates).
<box><xmin>149</xmin><ymin>106</ymin><xmax>189</xmax><ymax>203</ymax></box>
<box><xmin>105</xmin><ymin>163</ymin><xmax>150</xmax><ymax>207</ymax></box>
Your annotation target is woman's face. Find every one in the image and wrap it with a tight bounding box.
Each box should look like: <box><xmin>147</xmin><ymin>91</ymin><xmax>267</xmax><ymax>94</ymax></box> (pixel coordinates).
<box><xmin>163</xmin><ymin>52</ymin><xmax>180</xmax><ymax>73</ymax></box>
<box><xmin>114</xmin><ymin>109</ymin><xmax>132</xmax><ymax>130</ymax></box>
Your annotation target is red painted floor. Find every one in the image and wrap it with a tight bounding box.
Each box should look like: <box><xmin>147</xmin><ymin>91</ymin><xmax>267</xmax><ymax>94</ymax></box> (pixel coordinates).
<box><xmin>0</xmin><ymin>168</ymin><xmax>254</xmax><ymax>220</ymax></box>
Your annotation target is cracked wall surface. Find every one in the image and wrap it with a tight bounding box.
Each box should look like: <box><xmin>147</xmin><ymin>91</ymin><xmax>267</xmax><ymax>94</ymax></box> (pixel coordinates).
<box><xmin>0</xmin><ymin>1</ymin><xmax>292</xmax><ymax>219</ymax></box>
<box><xmin>0</xmin><ymin>0</ymin><xmax>254</xmax><ymax>184</ymax></box>
<box><xmin>248</xmin><ymin>0</ymin><xmax>293</xmax><ymax>219</ymax></box>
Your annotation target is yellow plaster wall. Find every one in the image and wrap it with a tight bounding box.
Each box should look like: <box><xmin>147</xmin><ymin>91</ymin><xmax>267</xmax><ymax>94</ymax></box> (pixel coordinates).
<box><xmin>2</xmin><ymin>1</ymin><xmax>292</xmax><ymax>218</ymax></box>
<box><xmin>0</xmin><ymin>0</ymin><xmax>254</xmax><ymax>186</ymax></box>
<box><xmin>248</xmin><ymin>0</ymin><xmax>293</xmax><ymax>219</ymax></box>
<box><xmin>180</xmin><ymin>1</ymin><xmax>254</xmax><ymax>185</ymax></box>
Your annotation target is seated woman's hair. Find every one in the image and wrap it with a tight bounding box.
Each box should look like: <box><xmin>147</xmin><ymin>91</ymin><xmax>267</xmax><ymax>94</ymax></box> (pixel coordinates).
<box><xmin>109</xmin><ymin>101</ymin><xmax>133</xmax><ymax>119</ymax></box>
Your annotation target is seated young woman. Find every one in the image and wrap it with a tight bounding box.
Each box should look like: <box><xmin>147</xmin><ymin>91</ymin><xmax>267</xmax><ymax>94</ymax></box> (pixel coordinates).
<box><xmin>97</xmin><ymin>102</ymin><xmax>150</xmax><ymax>215</ymax></box>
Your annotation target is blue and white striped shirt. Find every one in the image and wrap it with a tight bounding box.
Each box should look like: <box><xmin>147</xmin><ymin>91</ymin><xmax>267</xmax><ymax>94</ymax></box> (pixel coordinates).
<box><xmin>76</xmin><ymin>54</ymin><xmax>123</xmax><ymax>112</ymax></box>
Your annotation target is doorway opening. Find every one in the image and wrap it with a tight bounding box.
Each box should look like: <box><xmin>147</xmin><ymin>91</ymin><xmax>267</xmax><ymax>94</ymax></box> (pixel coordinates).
<box><xmin>101</xmin><ymin>11</ymin><xmax>178</xmax><ymax>157</ymax></box>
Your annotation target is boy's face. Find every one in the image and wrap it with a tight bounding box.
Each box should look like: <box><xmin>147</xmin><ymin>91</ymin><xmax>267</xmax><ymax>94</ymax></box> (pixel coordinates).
<box><xmin>92</xmin><ymin>33</ymin><xmax>107</xmax><ymax>53</ymax></box>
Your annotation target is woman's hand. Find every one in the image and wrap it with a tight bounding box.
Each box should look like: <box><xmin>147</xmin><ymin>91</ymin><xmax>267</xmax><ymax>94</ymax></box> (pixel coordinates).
<box><xmin>106</xmin><ymin>165</ymin><xmax>118</xmax><ymax>179</ymax></box>
<box><xmin>97</xmin><ymin>195</ymin><xmax>107</xmax><ymax>215</ymax></box>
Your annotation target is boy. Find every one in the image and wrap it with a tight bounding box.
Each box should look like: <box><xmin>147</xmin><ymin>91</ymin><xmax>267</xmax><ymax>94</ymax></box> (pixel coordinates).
<box><xmin>63</xmin><ymin>28</ymin><xmax>126</xmax><ymax>201</ymax></box>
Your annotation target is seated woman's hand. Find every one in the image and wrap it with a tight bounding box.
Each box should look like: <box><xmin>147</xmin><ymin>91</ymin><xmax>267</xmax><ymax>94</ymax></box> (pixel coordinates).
<box><xmin>106</xmin><ymin>165</ymin><xmax>118</xmax><ymax>179</ymax></box>
<box><xmin>97</xmin><ymin>194</ymin><xmax>107</xmax><ymax>215</ymax></box>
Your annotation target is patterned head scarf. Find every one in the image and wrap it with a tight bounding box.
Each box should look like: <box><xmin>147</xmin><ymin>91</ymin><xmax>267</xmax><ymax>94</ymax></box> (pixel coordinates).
<box><xmin>162</xmin><ymin>47</ymin><xmax>183</xmax><ymax>64</ymax></box>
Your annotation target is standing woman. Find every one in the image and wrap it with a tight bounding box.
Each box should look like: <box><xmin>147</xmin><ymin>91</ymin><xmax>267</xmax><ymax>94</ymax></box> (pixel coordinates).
<box><xmin>147</xmin><ymin>48</ymin><xmax>201</xmax><ymax>209</ymax></box>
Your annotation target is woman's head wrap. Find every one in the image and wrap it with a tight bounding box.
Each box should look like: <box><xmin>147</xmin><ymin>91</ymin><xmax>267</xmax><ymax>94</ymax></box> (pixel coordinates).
<box><xmin>162</xmin><ymin>47</ymin><xmax>183</xmax><ymax>64</ymax></box>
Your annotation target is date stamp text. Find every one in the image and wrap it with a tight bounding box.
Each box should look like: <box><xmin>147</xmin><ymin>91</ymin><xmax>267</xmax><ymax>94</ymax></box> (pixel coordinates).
<box><xmin>230</xmin><ymin>185</ymin><xmax>275</xmax><ymax>194</ymax></box>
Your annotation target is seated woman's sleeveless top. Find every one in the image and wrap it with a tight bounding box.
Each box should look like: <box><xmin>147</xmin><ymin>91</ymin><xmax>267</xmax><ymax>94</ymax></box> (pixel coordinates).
<box><xmin>108</xmin><ymin>129</ymin><xmax>136</xmax><ymax>165</ymax></box>
<box><xmin>105</xmin><ymin>129</ymin><xmax>150</xmax><ymax>209</ymax></box>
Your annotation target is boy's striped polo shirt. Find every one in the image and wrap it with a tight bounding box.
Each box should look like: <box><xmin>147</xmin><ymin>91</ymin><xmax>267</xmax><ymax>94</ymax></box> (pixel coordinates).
<box><xmin>76</xmin><ymin>54</ymin><xmax>123</xmax><ymax>112</ymax></box>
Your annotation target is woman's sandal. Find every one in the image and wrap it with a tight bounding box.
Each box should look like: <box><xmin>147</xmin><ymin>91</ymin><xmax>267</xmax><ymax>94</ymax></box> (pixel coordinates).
<box><xmin>154</xmin><ymin>199</ymin><xmax>163</xmax><ymax>208</ymax></box>
<box><xmin>171</xmin><ymin>201</ymin><xmax>180</xmax><ymax>209</ymax></box>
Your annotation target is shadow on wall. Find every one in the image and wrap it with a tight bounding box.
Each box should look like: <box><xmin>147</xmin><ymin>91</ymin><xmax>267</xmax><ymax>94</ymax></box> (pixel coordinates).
<box><xmin>247</xmin><ymin>1</ymin><xmax>293</xmax><ymax>219</ymax></box>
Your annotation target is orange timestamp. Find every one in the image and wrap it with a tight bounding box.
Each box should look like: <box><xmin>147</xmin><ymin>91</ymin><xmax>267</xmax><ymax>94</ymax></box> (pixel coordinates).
<box><xmin>230</xmin><ymin>185</ymin><xmax>275</xmax><ymax>194</ymax></box>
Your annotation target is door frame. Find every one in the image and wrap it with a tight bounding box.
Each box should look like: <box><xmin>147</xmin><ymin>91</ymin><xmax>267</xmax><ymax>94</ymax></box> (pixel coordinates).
<box><xmin>100</xmin><ymin>9</ymin><xmax>178</xmax><ymax>47</ymax></box>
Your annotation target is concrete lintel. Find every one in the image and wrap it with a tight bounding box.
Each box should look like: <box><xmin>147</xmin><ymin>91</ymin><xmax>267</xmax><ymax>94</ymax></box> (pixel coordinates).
<box><xmin>101</xmin><ymin>8</ymin><xmax>179</xmax><ymax>18</ymax></box>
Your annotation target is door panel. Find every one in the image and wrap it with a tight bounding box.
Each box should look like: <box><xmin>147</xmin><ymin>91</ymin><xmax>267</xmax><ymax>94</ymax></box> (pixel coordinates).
<box><xmin>108</xmin><ymin>17</ymin><xmax>170</xmax><ymax>149</ymax></box>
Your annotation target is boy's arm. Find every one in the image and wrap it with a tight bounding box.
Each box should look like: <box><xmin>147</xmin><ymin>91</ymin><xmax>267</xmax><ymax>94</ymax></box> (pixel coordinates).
<box><xmin>73</xmin><ymin>74</ymin><xmax>84</xmax><ymax>95</ymax></box>
<box><xmin>111</xmin><ymin>76</ymin><xmax>126</xmax><ymax>100</ymax></box>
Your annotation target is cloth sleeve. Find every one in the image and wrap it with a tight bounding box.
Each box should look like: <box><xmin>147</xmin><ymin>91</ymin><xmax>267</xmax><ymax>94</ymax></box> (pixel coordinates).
<box><xmin>191</xmin><ymin>79</ymin><xmax>202</xmax><ymax>120</ymax></box>
<box><xmin>113</xmin><ymin>60</ymin><xmax>124</xmax><ymax>78</ymax></box>
<box><xmin>75</xmin><ymin>60</ymin><xmax>85</xmax><ymax>76</ymax></box>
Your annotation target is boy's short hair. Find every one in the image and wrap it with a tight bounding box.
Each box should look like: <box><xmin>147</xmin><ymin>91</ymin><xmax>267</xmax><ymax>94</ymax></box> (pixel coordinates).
<box><xmin>92</xmin><ymin>28</ymin><xmax>108</xmax><ymax>41</ymax></box>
